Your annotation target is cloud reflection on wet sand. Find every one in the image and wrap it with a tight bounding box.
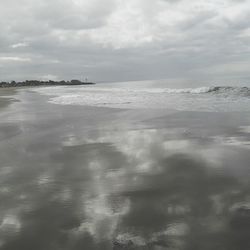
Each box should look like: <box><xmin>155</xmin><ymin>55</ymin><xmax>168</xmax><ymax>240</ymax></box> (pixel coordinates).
<box><xmin>1</xmin><ymin>92</ymin><xmax>250</xmax><ymax>249</ymax></box>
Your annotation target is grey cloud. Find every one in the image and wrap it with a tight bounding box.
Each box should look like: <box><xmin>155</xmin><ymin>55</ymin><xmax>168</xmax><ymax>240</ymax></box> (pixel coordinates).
<box><xmin>35</xmin><ymin>0</ymin><xmax>117</xmax><ymax>30</ymax></box>
<box><xmin>0</xmin><ymin>0</ymin><xmax>250</xmax><ymax>83</ymax></box>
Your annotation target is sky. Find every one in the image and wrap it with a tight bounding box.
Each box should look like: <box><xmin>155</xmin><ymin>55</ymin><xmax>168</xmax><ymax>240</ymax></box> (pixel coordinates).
<box><xmin>0</xmin><ymin>0</ymin><xmax>250</xmax><ymax>83</ymax></box>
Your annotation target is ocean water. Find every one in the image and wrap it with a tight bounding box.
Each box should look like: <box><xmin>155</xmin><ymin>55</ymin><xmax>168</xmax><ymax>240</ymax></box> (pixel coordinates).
<box><xmin>34</xmin><ymin>80</ymin><xmax>250</xmax><ymax>112</ymax></box>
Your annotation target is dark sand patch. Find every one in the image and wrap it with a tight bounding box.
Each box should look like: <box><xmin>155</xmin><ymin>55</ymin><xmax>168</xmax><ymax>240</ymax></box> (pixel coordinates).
<box><xmin>0</xmin><ymin>88</ymin><xmax>19</xmax><ymax>110</ymax></box>
<box><xmin>0</xmin><ymin>87</ymin><xmax>18</xmax><ymax>96</ymax></box>
<box><xmin>0</xmin><ymin>123</ymin><xmax>21</xmax><ymax>141</ymax></box>
<box><xmin>0</xmin><ymin>98</ymin><xmax>13</xmax><ymax>110</ymax></box>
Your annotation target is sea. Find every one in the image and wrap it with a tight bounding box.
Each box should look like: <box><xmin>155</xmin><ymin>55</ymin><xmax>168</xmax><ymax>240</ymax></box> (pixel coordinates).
<box><xmin>35</xmin><ymin>79</ymin><xmax>250</xmax><ymax>112</ymax></box>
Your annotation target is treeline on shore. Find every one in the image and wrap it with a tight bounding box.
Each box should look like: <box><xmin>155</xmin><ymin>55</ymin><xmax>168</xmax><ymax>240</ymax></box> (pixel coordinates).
<box><xmin>0</xmin><ymin>79</ymin><xmax>95</xmax><ymax>88</ymax></box>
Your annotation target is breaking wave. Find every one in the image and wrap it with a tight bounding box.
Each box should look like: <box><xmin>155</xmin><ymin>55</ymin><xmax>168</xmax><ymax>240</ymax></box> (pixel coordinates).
<box><xmin>73</xmin><ymin>86</ymin><xmax>250</xmax><ymax>96</ymax></box>
<box><xmin>33</xmin><ymin>84</ymin><xmax>250</xmax><ymax>111</ymax></box>
<box><xmin>161</xmin><ymin>86</ymin><xmax>250</xmax><ymax>96</ymax></box>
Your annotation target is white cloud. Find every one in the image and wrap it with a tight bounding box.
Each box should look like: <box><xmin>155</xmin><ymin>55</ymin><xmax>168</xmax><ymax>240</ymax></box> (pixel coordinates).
<box><xmin>10</xmin><ymin>42</ymin><xmax>29</xmax><ymax>49</ymax></box>
<box><xmin>40</xmin><ymin>74</ymin><xmax>59</xmax><ymax>81</ymax></box>
<box><xmin>0</xmin><ymin>56</ymin><xmax>31</xmax><ymax>62</ymax></box>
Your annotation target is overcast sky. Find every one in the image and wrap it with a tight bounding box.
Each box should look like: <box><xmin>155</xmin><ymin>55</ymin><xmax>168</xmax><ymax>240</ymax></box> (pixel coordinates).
<box><xmin>0</xmin><ymin>0</ymin><xmax>250</xmax><ymax>83</ymax></box>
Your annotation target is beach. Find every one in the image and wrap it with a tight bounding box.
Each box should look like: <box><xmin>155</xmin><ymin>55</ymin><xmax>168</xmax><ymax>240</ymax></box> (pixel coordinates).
<box><xmin>1</xmin><ymin>85</ymin><xmax>250</xmax><ymax>250</ymax></box>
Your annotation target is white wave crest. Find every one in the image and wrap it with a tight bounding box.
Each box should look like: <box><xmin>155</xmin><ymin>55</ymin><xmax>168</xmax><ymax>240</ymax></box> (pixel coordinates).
<box><xmin>32</xmin><ymin>85</ymin><xmax>250</xmax><ymax>112</ymax></box>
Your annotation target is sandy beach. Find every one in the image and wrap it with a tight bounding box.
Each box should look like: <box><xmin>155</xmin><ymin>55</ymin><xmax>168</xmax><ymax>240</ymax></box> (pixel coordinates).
<box><xmin>0</xmin><ymin>87</ymin><xmax>250</xmax><ymax>250</ymax></box>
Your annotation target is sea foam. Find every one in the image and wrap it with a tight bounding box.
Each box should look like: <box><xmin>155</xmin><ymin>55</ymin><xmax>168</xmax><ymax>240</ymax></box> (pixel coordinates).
<box><xmin>33</xmin><ymin>85</ymin><xmax>250</xmax><ymax>112</ymax></box>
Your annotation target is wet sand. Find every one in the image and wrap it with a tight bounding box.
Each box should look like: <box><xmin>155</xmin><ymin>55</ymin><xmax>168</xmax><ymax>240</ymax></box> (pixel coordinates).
<box><xmin>0</xmin><ymin>89</ymin><xmax>17</xmax><ymax>109</ymax></box>
<box><xmin>0</xmin><ymin>88</ymin><xmax>250</xmax><ymax>250</ymax></box>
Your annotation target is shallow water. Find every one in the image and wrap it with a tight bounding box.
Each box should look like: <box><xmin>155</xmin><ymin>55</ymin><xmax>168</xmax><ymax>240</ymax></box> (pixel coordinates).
<box><xmin>34</xmin><ymin>81</ymin><xmax>250</xmax><ymax>112</ymax></box>
<box><xmin>0</xmin><ymin>86</ymin><xmax>250</xmax><ymax>250</ymax></box>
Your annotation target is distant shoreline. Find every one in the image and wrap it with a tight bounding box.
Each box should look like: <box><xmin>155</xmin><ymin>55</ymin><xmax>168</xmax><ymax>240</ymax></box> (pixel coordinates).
<box><xmin>0</xmin><ymin>80</ymin><xmax>95</xmax><ymax>88</ymax></box>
